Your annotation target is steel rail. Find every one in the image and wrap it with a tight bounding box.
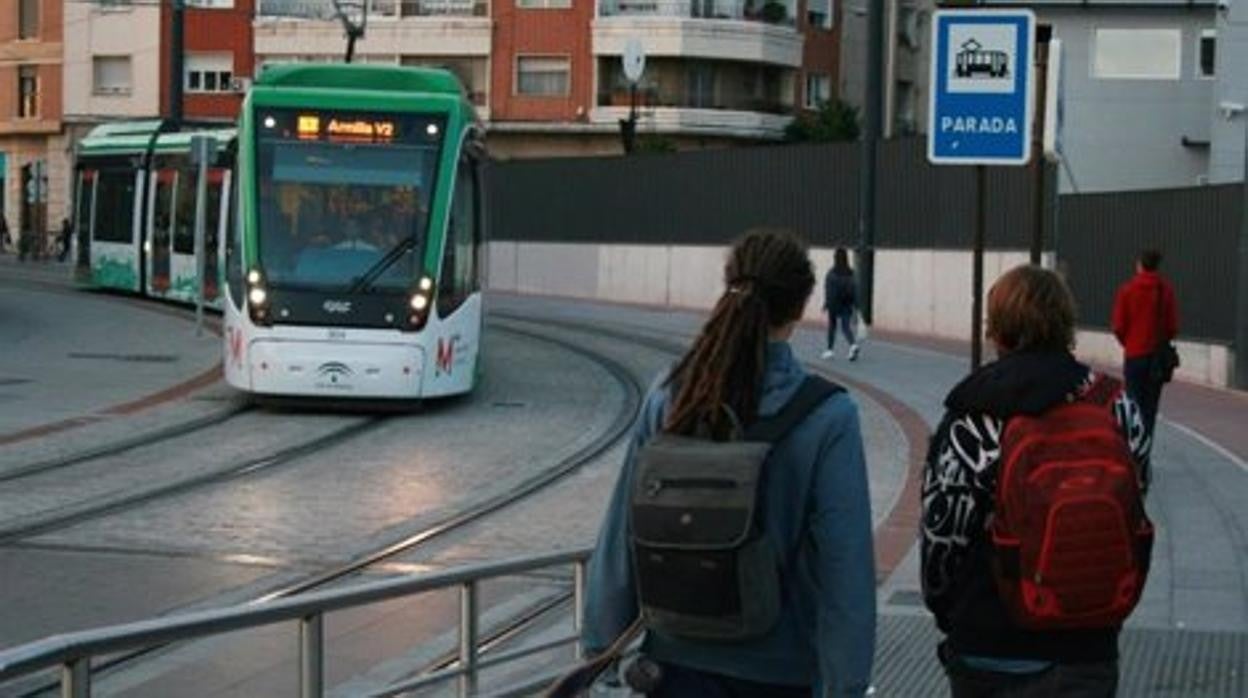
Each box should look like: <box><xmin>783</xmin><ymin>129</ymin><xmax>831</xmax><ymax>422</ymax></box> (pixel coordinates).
<box><xmin>0</xmin><ymin>418</ymin><xmax>387</xmax><ymax>545</ymax></box>
<box><xmin>0</xmin><ymin>405</ymin><xmax>252</xmax><ymax>485</ymax></box>
<box><xmin>1</xmin><ymin>319</ymin><xmax>645</xmax><ymax>698</ymax></box>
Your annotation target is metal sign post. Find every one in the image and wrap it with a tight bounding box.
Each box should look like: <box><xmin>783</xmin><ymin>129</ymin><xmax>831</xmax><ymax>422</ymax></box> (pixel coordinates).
<box><xmin>1237</xmin><ymin>112</ymin><xmax>1248</xmax><ymax>389</ymax></box>
<box><xmin>190</xmin><ymin>136</ymin><xmax>217</xmax><ymax>337</ymax></box>
<box><xmin>620</xmin><ymin>39</ymin><xmax>646</xmax><ymax>154</ymax></box>
<box><xmin>929</xmin><ymin>9</ymin><xmax>1036</xmax><ymax>369</ymax></box>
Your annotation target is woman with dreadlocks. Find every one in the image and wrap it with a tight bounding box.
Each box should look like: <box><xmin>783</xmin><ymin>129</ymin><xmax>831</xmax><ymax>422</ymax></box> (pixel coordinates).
<box><xmin>582</xmin><ymin>229</ymin><xmax>876</xmax><ymax>697</ymax></box>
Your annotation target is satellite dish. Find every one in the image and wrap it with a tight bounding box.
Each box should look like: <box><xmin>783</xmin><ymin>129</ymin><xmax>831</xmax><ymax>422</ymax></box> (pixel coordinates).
<box><xmin>623</xmin><ymin>39</ymin><xmax>646</xmax><ymax>84</ymax></box>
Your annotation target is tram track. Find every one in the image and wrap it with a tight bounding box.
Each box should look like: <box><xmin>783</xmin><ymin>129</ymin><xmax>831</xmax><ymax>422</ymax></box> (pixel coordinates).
<box><xmin>371</xmin><ymin>314</ymin><xmax>692</xmax><ymax>697</ymax></box>
<box><xmin>0</xmin><ymin>417</ymin><xmax>387</xmax><ymax>546</ymax></box>
<box><xmin>0</xmin><ymin>405</ymin><xmax>252</xmax><ymax>485</ymax></box>
<box><xmin>5</xmin><ymin>318</ymin><xmax>648</xmax><ymax>698</ymax></box>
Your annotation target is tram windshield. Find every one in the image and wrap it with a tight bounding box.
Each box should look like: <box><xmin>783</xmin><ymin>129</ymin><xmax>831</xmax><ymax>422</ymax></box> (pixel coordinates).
<box><xmin>253</xmin><ymin>108</ymin><xmax>444</xmax><ymax>291</ymax></box>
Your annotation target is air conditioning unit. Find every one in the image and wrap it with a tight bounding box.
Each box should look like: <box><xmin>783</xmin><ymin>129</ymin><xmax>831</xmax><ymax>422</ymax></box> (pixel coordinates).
<box><xmin>230</xmin><ymin>76</ymin><xmax>253</xmax><ymax>94</ymax></box>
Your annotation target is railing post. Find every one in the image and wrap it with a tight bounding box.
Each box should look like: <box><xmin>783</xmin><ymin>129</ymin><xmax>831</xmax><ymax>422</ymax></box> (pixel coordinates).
<box><xmin>300</xmin><ymin>613</ymin><xmax>324</xmax><ymax>698</ymax></box>
<box><xmin>573</xmin><ymin>560</ymin><xmax>587</xmax><ymax>660</ymax></box>
<box><xmin>61</xmin><ymin>657</ymin><xmax>89</xmax><ymax>698</ymax></box>
<box><xmin>459</xmin><ymin>581</ymin><xmax>479</xmax><ymax>698</ymax></box>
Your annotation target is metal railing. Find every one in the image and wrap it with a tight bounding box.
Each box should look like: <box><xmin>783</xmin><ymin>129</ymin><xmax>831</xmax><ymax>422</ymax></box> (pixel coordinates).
<box><xmin>598</xmin><ymin>0</ymin><xmax>796</xmax><ymax>25</ymax></box>
<box><xmin>257</xmin><ymin>0</ymin><xmax>488</xmax><ymax>19</ymax></box>
<box><xmin>0</xmin><ymin>548</ymin><xmax>593</xmax><ymax>698</ymax></box>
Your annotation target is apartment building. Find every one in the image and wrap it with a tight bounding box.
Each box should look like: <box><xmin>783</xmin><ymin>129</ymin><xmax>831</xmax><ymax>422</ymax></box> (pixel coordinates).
<box><xmin>839</xmin><ymin>0</ymin><xmax>931</xmax><ymax>137</ymax></box>
<box><xmin>1</xmin><ymin>0</ymin><xmax>65</xmax><ymax>246</ymax></box>
<box><xmin>254</xmin><ymin>0</ymin><xmax>842</xmax><ymax>157</ymax></box>
<box><xmin>65</xmin><ymin>0</ymin><xmax>252</xmax><ymax>131</ymax></box>
<box><xmin>161</xmin><ymin>0</ymin><xmax>256</xmax><ymax>122</ymax></box>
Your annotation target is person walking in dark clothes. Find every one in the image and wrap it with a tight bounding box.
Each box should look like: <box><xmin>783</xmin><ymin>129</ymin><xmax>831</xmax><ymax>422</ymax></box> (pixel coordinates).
<box><xmin>1112</xmin><ymin>249</ymin><xmax>1179</xmax><ymax>438</ymax></box>
<box><xmin>923</xmin><ymin>266</ymin><xmax>1153</xmax><ymax>698</ymax></box>
<box><xmin>57</xmin><ymin>218</ymin><xmax>71</xmax><ymax>262</ymax></box>
<box><xmin>0</xmin><ymin>216</ymin><xmax>8</xmax><ymax>255</ymax></box>
<box><xmin>822</xmin><ymin>247</ymin><xmax>860</xmax><ymax>361</ymax></box>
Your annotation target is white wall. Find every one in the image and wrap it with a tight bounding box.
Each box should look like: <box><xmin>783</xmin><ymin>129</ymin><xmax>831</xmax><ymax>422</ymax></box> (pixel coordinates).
<box><xmin>63</xmin><ymin>3</ymin><xmax>162</xmax><ymax>119</ymax></box>
<box><xmin>487</xmin><ymin>242</ymin><xmax>1235</xmax><ymax>388</ymax></box>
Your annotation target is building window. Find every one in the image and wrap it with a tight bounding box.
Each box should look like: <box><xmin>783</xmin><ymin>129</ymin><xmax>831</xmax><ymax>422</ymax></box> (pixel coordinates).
<box><xmin>805</xmin><ymin>72</ymin><xmax>831</xmax><ymax>109</ymax></box>
<box><xmin>1199</xmin><ymin>29</ymin><xmax>1216</xmax><ymax>78</ymax></box>
<box><xmin>518</xmin><ymin>0</ymin><xmax>572</xmax><ymax>8</ymax></box>
<box><xmin>1093</xmin><ymin>28</ymin><xmax>1181</xmax><ymax>80</ymax></box>
<box><xmin>18</xmin><ymin>66</ymin><xmax>39</xmax><ymax>119</ymax></box>
<box><xmin>898</xmin><ymin>5</ymin><xmax>920</xmax><ymax>49</ymax></box>
<box><xmin>516</xmin><ymin>57</ymin><xmax>570</xmax><ymax>97</ymax></box>
<box><xmin>19</xmin><ymin>0</ymin><xmax>39</xmax><ymax>39</ymax></box>
<box><xmin>186</xmin><ymin>53</ymin><xmax>235</xmax><ymax>93</ymax></box>
<box><xmin>807</xmin><ymin>0</ymin><xmax>832</xmax><ymax>30</ymax></box>
<box><xmin>686</xmin><ymin>63</ymin><xmax>715</xmax><ymax>108</ymax></box>
<box><xmin>93</xmin><ymin>56</ymin><xmax>132</xmax><ymax>95</ymax></box>
<box><xmin>187</xmin><ymin>0</ymin><xmax>236</xmax><ymax>7</ymax></box>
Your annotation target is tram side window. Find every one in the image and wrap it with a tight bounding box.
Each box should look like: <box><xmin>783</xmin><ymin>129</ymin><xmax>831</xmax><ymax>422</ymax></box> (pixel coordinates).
<box><xmin>173</xmin><ymin>169</ymin><xmax>198</xmax><ymax>254</ymax></box>
<box><xmin>74</xmin><ymin>171</ymin><xmax>95</xmax><ymax>261</ymax></box>
<box><xmin>153</xmin><ymin>173</ymin><xmax>175</xmax><ymax>244</ymax></box>
<box><xmin>203</xmin><ymin>172</ymin><xmax>224</xmax><ymax>298</ymax></box>
<box><xmin>94</xmin><ymin>170</ymin><xmax>136</xmax><ymax>243</ymax></box>
<box><xmin>225</xmin><ymin>171</ymin><xmax>243</xmax><ymax>310</ymax></box>
<box><xmin>437</xmin><ymin>158</ymin><xmax>479</xmax><ymax>318</ymax></box>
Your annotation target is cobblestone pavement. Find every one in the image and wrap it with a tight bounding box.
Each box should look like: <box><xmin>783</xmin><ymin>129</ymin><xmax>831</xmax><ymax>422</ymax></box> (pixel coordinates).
<box><xmin>2</xmin><ymin>275</ymin><xmax>1244</xmax><ymax>696</ymax></box>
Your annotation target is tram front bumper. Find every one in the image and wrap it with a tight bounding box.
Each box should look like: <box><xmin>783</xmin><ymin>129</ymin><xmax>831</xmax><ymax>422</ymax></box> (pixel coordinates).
<box><xmin>247</xmin><ymin>339</ymin><xmax>424</xmax><ymax>398</ymax></box>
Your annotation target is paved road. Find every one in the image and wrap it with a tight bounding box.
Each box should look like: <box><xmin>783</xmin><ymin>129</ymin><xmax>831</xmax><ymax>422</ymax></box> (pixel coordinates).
<box><xmin>1</xmin><ymin>267</ymin><xmax>1243</xmax><ymax>695</ymax></box>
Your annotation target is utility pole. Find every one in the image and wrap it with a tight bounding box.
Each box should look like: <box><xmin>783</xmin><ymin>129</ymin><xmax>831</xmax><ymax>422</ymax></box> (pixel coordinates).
<box><xmin>1236</xmin><ymin>113</ymin><xmax>1248</xmax><ymax>389</ymax></box>
<box><xmin>333</xmin><ymin>0</ymin><xmax>368</xmax><ymax>63</ymax></box>
<box><xmin>1029</xmin><ymin>26</ymin><xmax>1052</xmax><ymax>265</ymax></box>
<box><xmin>857</xmin><ymin>0</ymin><xmax>884</xmax><ymax>325</ymax></box>
<box><xmin>170</xmin><ymin>0</ymin><xmax>185</xmax><ymax>126</ymax></box>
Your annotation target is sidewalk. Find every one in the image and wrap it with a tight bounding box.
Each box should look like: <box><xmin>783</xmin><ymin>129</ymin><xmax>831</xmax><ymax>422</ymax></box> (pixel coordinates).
<box><xmin>0</xmin><ymin>256</ymin><xmax>227</xmax><ymax>462</ymax></box>
<box><xmin>494</xmin><ymin>293</ymin><xmax>1248</xmax><ymax>696</ymax></box>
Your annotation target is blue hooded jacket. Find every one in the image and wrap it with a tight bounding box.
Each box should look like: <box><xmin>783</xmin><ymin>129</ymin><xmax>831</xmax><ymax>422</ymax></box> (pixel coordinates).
<box><xmin>583</xmin><ymin>342</ymin><xmax>876</xmax><ymax>696</ymax></box>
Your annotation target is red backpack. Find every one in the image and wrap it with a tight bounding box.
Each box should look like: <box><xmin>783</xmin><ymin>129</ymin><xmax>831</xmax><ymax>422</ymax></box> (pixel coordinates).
<box><xmin>991</xmin><ymin>375</ymin><xmax>1154</xmax><ymax>630</ymax></box>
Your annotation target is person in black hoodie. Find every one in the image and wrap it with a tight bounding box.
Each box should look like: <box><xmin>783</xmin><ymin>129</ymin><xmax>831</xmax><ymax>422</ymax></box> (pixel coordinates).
<box><xmin>921</xmin><ymin>265</ymin><xmax>1152</xmax><ymax>697</ymax></box>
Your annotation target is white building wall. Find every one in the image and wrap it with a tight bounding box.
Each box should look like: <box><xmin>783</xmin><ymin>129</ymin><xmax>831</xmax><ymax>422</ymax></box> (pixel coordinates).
<box><xmin>1208</xmin><ymin>1</ymin><xmax>1248</xmax><ymax>184</ymax></box>
<box><xmin>487</xmin><ymin>242</ymin><xmax>1234</xmax><ymax>387</ymax></box>
<box><xmin>63</xmin><ymin>3</ymin><xmax>163</xmax><ymax>120</ymax></box>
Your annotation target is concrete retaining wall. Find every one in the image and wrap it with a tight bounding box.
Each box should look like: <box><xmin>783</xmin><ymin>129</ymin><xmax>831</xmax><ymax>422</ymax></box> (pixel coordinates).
<box><xmin>486</xmin><ymin>242</ymin><xmax>1235</xmax><ymax>388</ymax></box>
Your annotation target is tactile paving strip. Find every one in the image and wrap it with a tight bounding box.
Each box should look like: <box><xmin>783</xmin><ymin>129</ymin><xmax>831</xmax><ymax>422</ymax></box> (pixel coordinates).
<box><xmin>874</xmin><ymin>614</ymin><xmax>1247</xmax><ymax>697</ymax></box>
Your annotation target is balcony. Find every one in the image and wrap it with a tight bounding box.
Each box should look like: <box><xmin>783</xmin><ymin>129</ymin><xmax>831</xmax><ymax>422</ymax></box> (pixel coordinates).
<box><xmin>257</xmin><ymin>0</ymin><xmax>487</xmax><ymax>18</ymax></box>
<box><xmin>255</xmin><ymin>0</ymin><xmax>491</xmax><ymax>58</ymax></box>
<box><xmin>592</xmin><ymin>57</ymin><xmax>796</xmax><ymax>139</ymax></box>
<box><xmin>594</xmin><ymin>0</ymin><xmax>802</xmax><ymax>68</ymax></box>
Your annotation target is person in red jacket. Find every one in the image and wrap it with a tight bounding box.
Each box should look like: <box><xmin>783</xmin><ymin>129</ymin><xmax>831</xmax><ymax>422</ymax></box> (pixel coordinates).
<box><xmin>1111</xmin><ymin>249</ymin><xmax>1179</xmax><ymax>438</ymax></box>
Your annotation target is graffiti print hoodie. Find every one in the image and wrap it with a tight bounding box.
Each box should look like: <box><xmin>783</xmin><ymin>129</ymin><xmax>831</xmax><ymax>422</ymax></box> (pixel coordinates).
<box><xmin>920</xmin><ymin>350</ymin><xmax>1152</xmax><ymax>663</ymax></box>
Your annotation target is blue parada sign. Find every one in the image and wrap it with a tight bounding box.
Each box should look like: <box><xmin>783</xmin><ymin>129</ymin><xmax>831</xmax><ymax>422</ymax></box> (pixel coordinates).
<box><xmin>928</xmin><ymin>9</ymin><xmax>1035</xmax><ymax>166</ymax></box>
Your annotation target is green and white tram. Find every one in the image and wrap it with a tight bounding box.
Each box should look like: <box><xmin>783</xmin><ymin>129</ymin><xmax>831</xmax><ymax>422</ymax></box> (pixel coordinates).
<box><xmin>224</xmin><ymin>64</ymin><xmax>486</xmax><ymax>399</ymax></box>
<box><xmin>73</xmin><ymin>120</ymin><xmax>235</xmax><ymax>305</ymax></box>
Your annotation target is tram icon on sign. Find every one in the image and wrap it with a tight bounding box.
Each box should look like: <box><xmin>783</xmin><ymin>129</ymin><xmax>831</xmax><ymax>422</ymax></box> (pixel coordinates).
<box><xmin>956</xmin><ymin>39</ymin><xmax>1009</xmax><ymax>79</ymax></box>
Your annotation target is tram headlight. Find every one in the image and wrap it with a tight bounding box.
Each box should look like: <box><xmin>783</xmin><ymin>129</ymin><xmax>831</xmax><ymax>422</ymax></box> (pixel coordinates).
<box><xmin>410</xmin><ymin>293</ymin><xmax>429</xmax><ymax>312</ymax></box>
<box><xmin>248</xmin><ymin>286</ymin><xmax>268</xmax><ymax>307</ymax></box>
<box><xmin>247</xmin><ymin>269</ymin><xmax>263</xmax><ymax>285</ymax></box>
<box><xmin>419</xmin><ymin>276</ymin><xmax>433</xmax><ymax>292</ymax></box>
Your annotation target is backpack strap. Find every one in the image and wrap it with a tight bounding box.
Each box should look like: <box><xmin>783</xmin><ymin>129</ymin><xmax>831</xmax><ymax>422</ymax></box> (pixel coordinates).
<box><xmin>745</xmin><ymin>376</ymin><xmax>845</xmax><ymax>444</ymax></box>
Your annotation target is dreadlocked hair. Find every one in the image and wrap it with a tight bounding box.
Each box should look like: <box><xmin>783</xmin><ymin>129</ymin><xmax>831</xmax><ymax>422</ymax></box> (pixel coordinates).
<box><xmin>665</xmin><ymin>229</ymin><xmax>815</xmax><ymax>440</ymax></box>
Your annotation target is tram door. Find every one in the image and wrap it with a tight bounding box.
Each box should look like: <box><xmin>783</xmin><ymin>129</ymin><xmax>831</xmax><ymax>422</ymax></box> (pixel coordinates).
<box><xmin>203</xmin><ymin>168</ymin><xmax>228</xmax><ymax>302</ymax></box>
<box><xmin>148</xmin><ymin>168</ymin><xmax>176</xmax><ymax>296</ymax></box>
<box><xmin>73</xmin><ymin>169</ymin><xmax>96</xmax><ymax>280</ymax></box>
<box><xmin>89</xmin><ymin>167</ymin><xmax>141</xmax><ymax>292</ymax></box>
